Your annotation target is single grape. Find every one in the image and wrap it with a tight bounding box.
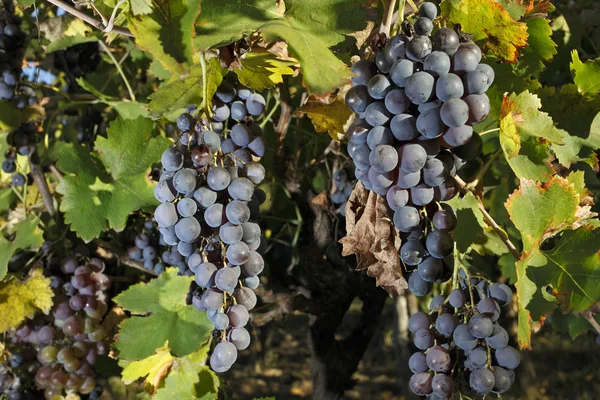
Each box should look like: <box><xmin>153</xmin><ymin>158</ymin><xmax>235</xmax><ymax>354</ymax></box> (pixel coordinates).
<box><xmin>367</xmin><ymin>126</ymin><xmax>394</xmax><ymax>150</ymax></box>
<box><xmin>351</xmin><ymin>60</ymin><xmax>378</xmax><ymax>86</ymax></box>
<box><xmin>213</xmin><ymin>341</ymin><xmax>238</xmax><ymax>367</ymax></box>
<box><xmin>368</xmin><ymin>168</ymin><xmax>393</xmax><ymax>188</ymax></box>
<box><xmin>408</xmin><ymin>272</ymin><xmax>432</xmax><ymax>297</ymax></box>
<box><xmin>463</xmin><ymin>93</ymin><xmax>490</xmax><ymax>124</ymax></box>
<box><xmin>475</xmin><ymin>63</ymin><xmax>495</xmax><ymax>84</ymax></box>
<box><xmin>227</xmin><ymin>304</ymin><xmax>250</xmax><ymax>327</ymax></box>
<box><xmin>488</xmin><ymin>282</ymin><xmax>513</xmax><ymax>306</ymax></box>
<box><xmin>215</xmin><ymin>81</ymin><xmax>236</xmax><ymax>103</ymax></box>
<box><xmin>443</xmin><ymin>125</ymin><xmax>473</xmax><ymax>147</ymax></box>
<box><xmin>220</xmin><ymin>222</ymin><xmax>243</xmax><ymax>245</ymax></box>
<box><xmin>375</xmin><ymin>51</ymin><xmax>394</xmax><ymax>73</ymax></box>
<box><xmin>417</xmin><ymin>257</ymin><xmax>443</xmax><ymax>282</ymax></box>
<box><xmin>228</xmin><ymin>177</ymin><xmax>254</xmax><ymax>201</ymax></box>
<box><xmin>415</xmin><ymin>17</ymin><xmax>433</xmax><ymax>35</ymax></box>
<box><xmin>470</xmin><ymin>368</ymin><xmax>495</xmax><ymax>395</ymax></box>
<box><xmin>194</xmin><ymin>186</ymin><xmax>217</xmax><ymax>208</ymax></box>
<box><xmin>161</xmin><ymin>148</ymin><xmax>184</xmax><ymax>171</ymax></box>
<box><xmin>204</xmin><ymin>203</ymin><xmax>225</xmax><ymax>228</ymax></box>
<box><xmin>453</xmin><ymin>47</ymin><xmax>480</xmax><ymax>74</ymax></box>
<box><xmin>495</xmin><ymin>345</ymin><xmax>520</xmax><ymax>369</ymax></box>
<box><xmin>229</xmin><ymin>327</ymin><xmax>251</xmax><ymax>350</ymax></box>
<box><xmin>225</xmin><ymin>200</ymin><xmax>250</xmax><ymax>225</ymax></box>
<box><xmin>405</xmin><ymin>71</ymin><xmax>435</xmax><ymax>104</ymax></box>
<box><xmin>177</xmin><ymin>198</ymin><xmax>198</xmax><ymax>217</ymax></box>
<box><xmin>385</xmin><ymin>34</ymin><xmax>407</xmax><ymax>61</ymax></box>
<box><xmin>411</xmin><ymin>183</ymin><xmax>434</xmax><ymax>206</ymax></box>
<box><xmin>393</xmin><ymin>206</ymin><xmax>421</xmax><ymax>232</ymax></box>
<box><xmin>448</xmin><ymin>289</ymin><xmax>466</xmax><ymax>308</ymax></box>
<box><xmin>230</xmin><ymin>124</ymin><xmax>251</xmax><ymax>147</ymax></box>
<box><xmin>155</xmin><ymin>202</ymin><xmax>178</xmax><ymax>228</ymax></box>
<box><xmin>406</xmin><ymin>35</ymin><xmax>432</xmax><ymax>62</ymax></box>
<box><xmin>486</xmin><ymin>324</ymin><xmax>509</xmax><ymax>349</ymax></box>
<box><xmin>399</xmin><ymin>143</ymin><xmax>427</xmax><ymax>173</ymax></box>
<box><xmin>230</xmin><ymin>101</ymin><xmax>247</xmax><ymax>121</ymax></box>
<box><xmin>386</xmin><ymin>186</ymin><xmax>409</xmax><ymax>211</ymax></box>
<box><xmin>419</xmin><ymin>2</ymin><xmax>438</xmax><ymax>19</ymax></box>
<box><xmin>477</xmin><ymin>298</ymin><xmax>501</xmax><ymax>321</ymax></box>
<box><xmin>467</xmin><ymin>347</ymin><xmax>489</xmax><ymax>370</ymax></box>
<box><xmin>463</xmin><ymin>70</ymin><xmax>491</xmax><ymax>95</ymax></box>
<box><xmin>384</xmin><ymin>88</ymin><xmax>410</xmax><ymax>114</ymax></box>
<box><xmin>408</xmin><ymin>312</ymin><xmax>431</xmax><ymax>333</ymax></box>
<box><xmin>426</xmin><ymin>345</ymin><xmax>451</xmax><ymax>372</ymax></box>
<box><xmin>246</xmin><ymin>93</ymin><xmax>266</xmax><ymax>115</ymax></box>
<box><xmin>432</xmin><ymin>28</ymin><xmax>459</xmax><ymax>56</ymax></box>
<box><xmin>431</xmin><ymin>373</ymin><xmax>453</xmax><ymax>396</ymax></box>
<box><xmin>425</xmin><ymin>230</ymin><xmax>453</xmax><ymax>259</ymax></box>
<box><xmin>409</xmin><ymin>372</ymin><xmax>433</xmax><ymax>396</ymax></box>
<box><xmin>435</xmin><ymin>313</ymin><xmax>459</xmax><ymax>337</ymax></box>
<box><xmin>423</xmin><ymin>51</ymin><xmax>450</xmax><ymax>76</ymax></box>
<box><xmin>234</xmin><ymin>287</ymin><xmax>257</xmax><ymax>310</ymax></box>
<box><xmin>396</xmin><ymin>169</ymin><xmax>421</xmax><ymax>189</ymax></box>
<box><xmin>468</xmin><ymin>314</ymin><xmax>494</xmax><ymax>338</ymax></box>
<box><xmin>367</xmin><ymin>74</ymin><xmax>392</xmax><ymax>99</ymax></box>
<box><xmin>435</xmin><ymin>73</ymin><xmax>464</xmax><ymax>101</ymax></box>
<box><xmin>215</xmin><ymin>267</ymin><xmax>238</xmax><ymax>292</ymax></box>
<box><xmin>390</xmin><ymin>113</ymin><xmax>419</xmax><ymax>141</ymax></box>
<box><xmin>453</xmin><ymin>323</ymin><xmax>477</xmax><ymax>351</ymax></box>
<box><xmin>492</xmin><ymin>366</ymin><xmax>512</xmax><ymax>394</ymax></box>
<box><xmin>413</xmin><ymin>327</ymin><xmax>434</xmax><ymax>350</ymax></box>
<box><xmin>409</xmin><ymin>352</ymin><xmax>428</xmax><ymax>373</ymax></box>
<box><xmin>226</xmin><ymin>241</ymin><xmax>250</xmax><ymax>265</ymax></box>
<box><xmin>241</xmin><ymin>251</ymin><xmax>264</xmax><ymax>277</ymax></box>
<box><xmin>345</xmin><ymin>85</ymin><xmax>371</xmax><ymax>113</ymax></box>
<box><xmin>440</xmin><ymin>98</ymin><xmax>469</xmax><ymax>128</ymax></box>
<box><xmin>364</xmin><ymin>101</ymin><xmax>391</xmax><ymax>126</ymax></box>
<box><xmin>389</xmin><ymin>59</ymin><xmax>414</xmax><ymax>87</ymax></box>
<box><xmin>416</xmin><ymin>107</ymin><xmax>445</xmax><ymax>139</ymax></box>
<box><xmin>369</xmin><ymin>144</ymin><xmax>399</xmax><ymax>173</ymax></box>
<box><xmin>207</xmin><ymin>167</ymin><xmax>231</xmax><ymax>191</ymax></box>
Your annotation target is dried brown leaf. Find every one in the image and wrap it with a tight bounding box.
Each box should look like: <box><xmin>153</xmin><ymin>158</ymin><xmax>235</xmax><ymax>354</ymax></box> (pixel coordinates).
<box><xmin>340</xmin><ymin>182</ymin><xmax>407</xmax><ymax>295</ymax></box>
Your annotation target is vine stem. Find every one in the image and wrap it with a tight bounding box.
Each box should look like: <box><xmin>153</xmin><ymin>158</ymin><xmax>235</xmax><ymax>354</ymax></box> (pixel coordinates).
<box><xmin>380</xmin><ymin>0</ymin><xmax>398</xmax><ymax>37</ymax></box>
<box><xmin>465</xmin><ymin>149</ymin><xmax>502</xmax><ymax>190</ymax></box>
<box><xmin>29</xmin><ymin>160</ymin><xmax>55</xmax><ymax>217</ymax></box>
<box><xmin>582</xmin><ymin>303</ymin><xmax>600</xmax><ymax>335</ymax></box>
<box><xmin>200</xmin><ymin>52</ymin><xmax>212</xmax><ymax>119</ymax></box>
<box><xmin>454</xmin><ymin>175</ymin><xmax>521</xmax><ymax>260</ymax></box>
<box><xmin>43</xmin><ymin>0</ymin><xmax>134</xmax><ymax>37</ymax></box>
<box><xmin>98</xmin><ymin>41</ymin><xmax>136</xmax><ymax>102</ymax></box>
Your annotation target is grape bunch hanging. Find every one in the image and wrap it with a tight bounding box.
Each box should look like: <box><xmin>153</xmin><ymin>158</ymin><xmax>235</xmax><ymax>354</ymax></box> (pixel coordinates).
<box><xmin>153</xmin><ymin>79</ymin><xmax>267</xmax><ymax>372</ymax></box>
<box><xmin>2</xmin><ymin>250</ymin><xmax>111</xmax><ymax>399</ymax></box>
<box><xmin>345</xmin><ymin>1</ymin><xmax>492</xmax><ymax>297</ymax></box>
<box><xmin>0</xmin><ymin>0</ymin><xmax>37</xmax><ymax>187</ymax></box>
<box><xmin>408</xmin><ymin>274</ymin><xmax>519</xmax><ymax>398</ymax></box>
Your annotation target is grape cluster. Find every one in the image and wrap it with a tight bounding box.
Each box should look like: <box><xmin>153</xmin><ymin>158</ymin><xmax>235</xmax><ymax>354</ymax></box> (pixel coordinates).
<box><xmin>153</xmin><ymin>80</ymin><xmax>267</xmax><ymax>372</ymax></box>
<box><xmin>53</xmin><ymin>42</ymin><xmax>101</xmax><ymax>81</ymax></box>
<box><xmin>345</xmin><ymin>2</ymin><xmax>492</xmax><ymax>296</ymax></box>
<box><xmin>73</xmin><ymin>108</ymin><xmax>104</xmax><ymax>146</ymax></box>
<box><xmin>4</xmin><ymin>254</ymin><xmax>111</xmax><ymax>399</ymax></box>
<box><xmin>331</xmin><ymin>167</ymin><xmax>355</xmax><ymax>216</ymax></box>
<box><xmin>0</xmin><ymin>0</ymin><xmax>36</xmax><ymax>187</ymax></box>
<box><xmin>408</xmin><ymin>273</ymin><xmax>519</xmax><ymax>398</ymax></box>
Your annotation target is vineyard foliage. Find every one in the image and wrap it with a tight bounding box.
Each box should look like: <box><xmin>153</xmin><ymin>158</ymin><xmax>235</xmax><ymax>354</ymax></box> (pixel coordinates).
<box><xmin>0</xmin><ymin>0</ymin><xmax>599</xmax><ymax>398</ymax></box>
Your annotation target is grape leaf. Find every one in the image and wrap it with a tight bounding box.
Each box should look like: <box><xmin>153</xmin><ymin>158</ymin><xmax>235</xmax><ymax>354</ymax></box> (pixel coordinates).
<box><xmin>154</xmin><ymin>344</ymin><xmax>219</xmax><ymax>400</ymax></box>
<box><xmin>0</xmin><ymin>216</ymin><xmax>44</xmax><ymax>280</ymax></box>
<box><xmin>130</xmin><ymin>0</ymin><xmax>153</xmax><ymax>16</ymax></box>
<box><xmin>111</xmin><ymin>101</ymin><xmax>151</xmax><ymax>120</ymax></box>
<box><xmin>39</xmin><ymin>16</ymin><xmax>99</xmax><ymax>53</ymax></box>
<box><xmin>128</xmin><ymin>0</ymin><xmax>202</xmax><ymax>75</ymax></box>
<box><xmin>235</xmin><ymin>49</ymin><xmax>296</xmax><ymax>91</ymax></box>
<box><xmin>0</xmin><ymin>102</ymin><xmax>45</xmax><ymax>132</ymax></box>
<box><xmin>446</xmin><ymin>192</ymin><xmax>508</xmax><ymax>256</ymax></box>
<box><xmin>570</xmin><ymin>50</ymin><xmax>600</xmax><ymax>95</ymax></box>
<box><xmin>518</xmin><ymin>17</ymin><xmax>557</xmax><ymax>75</ymax></box>
<box><xmin>339</xmin><ymin>182</ymin><xmax>407</xmax><ymax>295</ymax></box>
<box><xmin>296</xmin><ymin>97</ymin><xmax>353</xmax><ymax>140</ymax></box>
<box><xmin>55</xmin><ymin>117</ymin><xmax>170</xmax><ymax>242</ymax></box>
<box><xmin>147</xmin><ymin>58</ymin><xmax>225</xmax><ymax>119</ymax></box>
<box><xmin>552</xmin><ymin>312</ymin><xmax>600</xmax><ymax>340</ymax></box>
<box><xmin>120</xmin><ymin>342</ymin><xmax>174</xmax><ymax>387</ymax></box>
<box><xmin>16</xmin><ymin>0</ymin><xmax>35</xmax><ymax>7</ymax></box>
<box><xmin>440</xmin><ymin>0</ymin><xmax>528</xmax><ymax>62</ymax></box>
<box><xmin>259</xmin><ymin>19</ymin><xmax>352</xmax><ymax>94</ymax></box>
<box><xmin>194</xmin><ymin>0</ymin><xmax>281</xmax><ymax>51</ymax></box>
<box><xmin>0</xmin><ymin>268</ymin><xmax>53</xmax><ymax>332</ymax></box>
<box><xmin>505</xmin><ymin>174</ymin><xmax>597</xmax><ymax>348</ymax></box>
<box><xmin>113</xmin><ymin>268</ymin><xmax>212</xmax><ymax>360</ymax></box>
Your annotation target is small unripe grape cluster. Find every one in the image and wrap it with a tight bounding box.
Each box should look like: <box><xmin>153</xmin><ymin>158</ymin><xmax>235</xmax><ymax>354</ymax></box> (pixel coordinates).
<box><xmin>154</xmin><ymin>79</ymin><xmax>268</xmax><ymax>372</ymax></box>
<box><xmin>0</xmin><ymin>0</ymin><xmax>36</xmax><ymax>187</ymax></box>
<box><xmin>344</xmin><ymin>2</ymin><xmax>493</xmax><ymax>297</ymax></box>
<box><xmin>408</xmin><ymin>272</ymin><xmax>519</xmax><ymax>398</ymax></box>
<box><xmin>5</xmin><ymin>253</ymin><xmax>111</xmax><ymax>399</ymax></box>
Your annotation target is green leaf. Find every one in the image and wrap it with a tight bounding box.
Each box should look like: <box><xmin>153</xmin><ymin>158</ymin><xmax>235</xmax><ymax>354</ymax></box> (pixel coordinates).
<box><xmin>128</xmin><ymin>0</ymin><xmax>202</xmax><ymax>75</ymax></box>
<box><xmin>518</xmin><ymin>17</ymin><xmax>557</xmax><ymax>75</ymax></box>
<box><xmin>76</xmin><ymin>78</ymin><xmax>114</xmax><ymax>102</ymax></box>
<box><xmin>552</xmin><ymin>312</ymin><xmax>600</xmax><ymax>340</ymax></box>
<box><xmin>39</xmin><ymin>16</ymin><xmax>98</xmax><ymax>53</ymax></box>
<box><xmin>154</xmin><ymin>344</ymin><xmax>219</xmax><ymax>400</ymax></box>
<box><xmin>147</xmin><ymin>58</ymin><xmax>225</xmax><ymax>119</ymax></box>
<box><xmin>194</xmin><ymin>0</ymin><xmax>281</xmax><ymax>51</ymax></box>
<box><xmin>16</xmin><ymin>0</ymin><xmax>35</xmax><ymax>7</ymax></box>
<box><xmin>0</xmin><ymin>216</ymin><xmax>44</xmax><ymax>280</ymax></box>
<box><xmin>110</xmin><ymin>101</ymin><xmax>150</xmax><ymax>119</ymax></box>
<box><xmin>55</xmin><ymin>118</ymin><xmax>170</xmax><ymax>241</ymax></box>
<box><xmin>130</xmin><ymin>0</ymin><xmax>153</xmax><ymax>15</ymax></box>
<box><xmin>570</xmin><ymin>50</ymin><xmax>600</xmax><ymax>95</ymax></box>
<box><xmin>505</xmin><ymin>174</ymin><xmax>597</xmax><ymax>348</ymax></box>
<box><xmin>114</xmin><ymin>268</ymin><xmax>212</xmax><ymax>360</ymax></box>
<box><xmin>120</xmin><ymin>342</ymin><xmax>174</xmax><ymax>386</ymax></box>
<box><xmin>446</xmin><ymin>192</ymin><xmax>508</xmax><ymax>256</ymax></box>
<box><xmin>259</xmin><ymin>20</ymin><xmax>351</xmax><ymax>94</ymax></box>
<box><xmin>235</xmin><ymin>49</ymin><xmax>296</xmax><ymax>91</ymax></box>
<box><xmin>440</xmin><ymin>0</ymin><xmax>529</xmax><ymax>62</ymax></box>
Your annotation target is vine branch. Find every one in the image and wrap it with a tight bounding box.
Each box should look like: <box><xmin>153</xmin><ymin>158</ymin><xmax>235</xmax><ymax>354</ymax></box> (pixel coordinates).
<box><xmin>379</xmin><ymin>0</ymin><xmax>398</xmax><ymax>37</ymax></box>
<box><xmin>98</xmin><ymin>41</ymin><xmax>136</xmax><ymax>101</ymax></box>
<box><xmin>454</xmin><ymin>175</ymin><xmax>521</xmax><ymax>260</ymax></box>
<box><xmin>44</xmin><ymin>0</ymin><xmax>134</xmax><ymax>38</ymax></box>
<box><xmin>29</xmin><ymin>160</ymin><xmax>55</xmax><ymax>217</ymax></box>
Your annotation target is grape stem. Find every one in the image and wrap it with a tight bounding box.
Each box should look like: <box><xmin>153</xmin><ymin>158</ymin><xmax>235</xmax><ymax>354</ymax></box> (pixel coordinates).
<box><xmin>43</xmin><ymin>0</ymin><xmax>134</xmax><ymax>37</ymax></box>
<box><xmin>98</xmin><ymin>41</ymin><xmax>136</xmax><ymax>102</ymax></box>
<box><xmin>464</xmin><ymin>150</ymin><xmax>502</xmax><ymax>191</ymax></box>
<box><xmin>29</xmin><ymin>160</ymin><xmax>56</xmax><ymax>217</ymax></box>
<box><xmin>454</xmin><ymin>175</ymin><xmax>521</xmax><ymax>260</ymax></box>
<box><xmin>582</xmin><ymin>304</ymin><xmax>600</xmax><ymax>335</ymax></box>
<box><xmin>380</xmin><ymin>0</ymin><xmax>398</xmax><ymax>37</ymax></box>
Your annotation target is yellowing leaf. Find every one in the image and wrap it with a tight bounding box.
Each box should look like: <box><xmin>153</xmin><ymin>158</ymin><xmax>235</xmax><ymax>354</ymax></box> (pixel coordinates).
<box><xmin>570</xmin><ymin>50</ymin><xmax>600</xmax><ymax>95</ymax></box>
<box><xmin>39</xmin><ymin>16</ymin><xmax>98</xmax><ymax>53</ymax></box>
<box><xmin>120</xmin><ymin>342</ymin><xmax>174</xmax><ymax>389</ymax></box>
<box><xmin>0</xmin><ymin>268</ymin><xmax>54</xmax><ymax>333</ymax></box>
<box><xmin>0</xmin><ymin>216</ymin><xmax>44</xmax><ymax>280</ymax></box>
<box><xmin>296</xmin><ymin>97</ymin><xmax>353</xmax><ymax>140</ymax></box>
<box><xmin>441</xmin><ymin>0</ymin><xmax>528</xmax><ymax>62</ymax></box>
<box><xmin>236</xmin><ymin>49</ymin><xmax>296</xmax><ymax>91</ymax></box>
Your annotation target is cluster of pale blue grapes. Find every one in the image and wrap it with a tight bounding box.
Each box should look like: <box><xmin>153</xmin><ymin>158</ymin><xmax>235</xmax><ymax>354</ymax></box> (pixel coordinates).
<box><xmin>153</xmin><ymin>80</ymin><xmax>267</xmax><ymax>372</ymax></box>
<box><xmin>408</xmin><ymin>274</ymin><xmax>519</xmax><ymax>399</ymax></box>
<box><xmin>2</xmin><ymin>253</ymin><xmax>111</xmax><ymax>399</ymax></box>
<box><xmin>127</xmin><ymin>219</ymin><xmax>184</xmax><ymax>276</ymax></box>
<box><xmin>331</xmin><ymin>168</ymin><xmax>355</xmax><ymax>216</ymax></box>
<box><xmin>345</xmin><ymin>2</ymin><xmax>493</xmax><ymax>298</ymax></box>
<box><xmin>0</xmin><ymin>0</ymin><xmax>36</xmax><ymax>187</ymax></box>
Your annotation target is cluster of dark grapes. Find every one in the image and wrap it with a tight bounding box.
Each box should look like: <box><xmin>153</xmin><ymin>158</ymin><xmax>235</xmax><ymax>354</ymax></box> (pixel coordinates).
<box><xmin>153</xmin><ymin>79</ymin><xmax>267</xmax><ymax>372</ymax></box>
<box><xmin>331</xmin><ymin>168</ymin><xmax>355</xmax><ymax>216</ymax></box>
<box><xmin>0</xmin><ymin>0</ymin><xmax>37</xmax><ymax>187</ymax></box>
<box><xmin>344</xmin><ymin>1</ymin><xmax>492</xmax><ymax>297</ymax></box>
<box><xmin>73</xmin><ymin>108</ymin><xmax>104</xmax><ymax>146</ymax></box>
<box><xmin>53</xmin><ymin>42</ymin><xmax>101</xmax><ymax>82</ymax></box>
<box><xmin>2</xmin><ymin>253</ymin><xmax>111</xmax><ymax>399</ymax></box>
<box><xmin>407</xmin><ymin>273</ymin><xmax>519</xmax><ymax>398</ymax></box>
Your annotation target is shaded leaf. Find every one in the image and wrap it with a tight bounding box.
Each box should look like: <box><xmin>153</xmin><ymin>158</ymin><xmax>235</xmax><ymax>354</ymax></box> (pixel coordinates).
<box><xmin>0</xmin><ymin>216</ymin><xmax>43</xmax><ymax>280</ymax></box>
<box><xmin>0</xmin><ymin>102</ymin><xmax>45</xmax><ymax>132</ymax></box>
<box><xmin>113</xmin><ymin>268</ymin><xmax>212</xmax><ymax>360</ymax></box>
<box><xmin>440</xmin><ymin>0</ymin><xmax>528</xmax><ymax>62</ymax></box>
<box><xmin>339</xmin><ymin>182</ymin><xmax>407</xmax><ymax>295</ymax></box>
<box><xmin>570</xmin><ymin>50</ymin><xmax>600</xmax><ymax>95</ymax></box>
<box><xmin>0</xmin><ymin>268</ymin><xmax>53</xmax><ymax>332</ymax></box>
<box><xmin>296</xmin><ymin>96</ymin><xmax>353</xmax><ymax>140</ymax></box>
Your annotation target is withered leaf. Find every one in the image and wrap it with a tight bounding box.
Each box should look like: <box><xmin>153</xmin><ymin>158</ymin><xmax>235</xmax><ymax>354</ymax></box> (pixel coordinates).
<box><xmin>340</xmin><ymin>182</ymin><xmax>407</xmax><ymax>295</ymax></box>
